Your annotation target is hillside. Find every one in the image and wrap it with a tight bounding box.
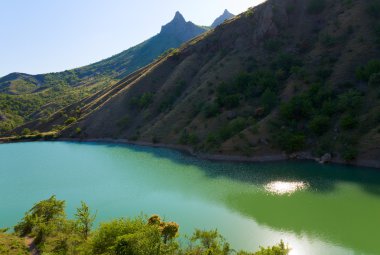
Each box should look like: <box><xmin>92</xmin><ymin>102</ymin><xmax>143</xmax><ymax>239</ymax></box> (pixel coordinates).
<box><xmin>0</xmin><ymin>12</ymin><xmax>213</xmax><ymax>135</ymax></box>
<box><xmin>12</xmin><ymin>0</ymin><xmax>380</xmax><ymax>167</ymax></box>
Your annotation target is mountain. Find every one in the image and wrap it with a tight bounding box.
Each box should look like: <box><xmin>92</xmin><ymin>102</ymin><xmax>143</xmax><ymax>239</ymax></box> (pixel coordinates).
<box><xmin>8</xmin><ymin>0</ymin><xmax>380</xmax><ymax>167</ymax></box>
<box><xmin>0</xmin><ymin>11</ymin><xmax>207</xmax><ymax>95</ymax></box>
<box><xmin>0</xmin><ymin>12</ymin><xmax>209</xmax><ymax>134</ymax></box>
<box><xmin>211</xmin><ymin>9</ymin><xmax>235</xmax><ymax>28</ymax></box>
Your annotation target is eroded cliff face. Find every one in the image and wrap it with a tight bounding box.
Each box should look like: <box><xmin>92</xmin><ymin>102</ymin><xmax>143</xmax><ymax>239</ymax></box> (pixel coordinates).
<box><xmin>20</xmin><ymin>0</ymin><xmax>380</xmax><ymax>165</ymax></box>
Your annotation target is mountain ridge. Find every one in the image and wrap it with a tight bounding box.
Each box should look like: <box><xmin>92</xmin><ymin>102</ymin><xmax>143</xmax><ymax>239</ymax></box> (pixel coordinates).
<box><xmin>0</xmin><ymin>10</ymin><xmax>232</xmax><ymax>133</ymax></box>
<box><xmin>6</xmin><ymin>0</ymin><xmax>380</xmax><ymax>167</ymax></box>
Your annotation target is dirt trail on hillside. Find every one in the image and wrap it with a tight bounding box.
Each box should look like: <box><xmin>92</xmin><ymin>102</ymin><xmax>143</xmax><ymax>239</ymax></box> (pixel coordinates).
<box><xmin>25</xmin><ymin>237</ymin><xmax>39</xmax><ymax>255</ymax></box>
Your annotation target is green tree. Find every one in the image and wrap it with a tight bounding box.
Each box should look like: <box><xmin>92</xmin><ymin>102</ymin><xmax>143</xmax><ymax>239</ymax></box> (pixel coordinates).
<box><xmin>188</xmin><ymin>229</ymin><xmax>230</xmax><ymax>255</ymax></box>
<box><xmin>160</xmin><ymin>222</ymin><xmax>179</xmax><ymax>244</ymax></box>
<box><xmin>75</xmin><ymin>201</ymin><xmax>96</xmax><ymax>240</ymax></box>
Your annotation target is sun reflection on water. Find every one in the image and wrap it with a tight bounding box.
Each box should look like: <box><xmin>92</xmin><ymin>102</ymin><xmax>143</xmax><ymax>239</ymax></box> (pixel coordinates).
<box><xmin>265</xmin><ymin>181</ymin><xmax>309</xmax><ymax>195</ymax></box>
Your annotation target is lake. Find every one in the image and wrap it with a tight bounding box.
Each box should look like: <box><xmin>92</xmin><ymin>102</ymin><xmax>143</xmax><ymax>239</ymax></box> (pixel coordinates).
<box><xmin>0</xmin><ymin>141</ymin><xmax>379</xmax><ymax>254</ymax></box>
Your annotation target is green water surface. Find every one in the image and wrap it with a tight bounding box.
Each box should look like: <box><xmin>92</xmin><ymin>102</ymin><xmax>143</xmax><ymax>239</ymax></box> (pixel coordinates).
<box><xmin>0</xmin><ymin>142</ymin><xmax>379</xmax><ymax>255</ymax></box>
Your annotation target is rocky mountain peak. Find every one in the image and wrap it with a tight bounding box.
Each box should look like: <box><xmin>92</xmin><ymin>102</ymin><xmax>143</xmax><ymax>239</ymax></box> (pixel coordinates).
<box><xmin>161</xmin><ymin>11</ymin><xmax>188</xmax><ymax>34</ymax></box>
<box><xmin>211</xmin><ymin>9</ymin><xmax>235</xmax><ymax>28</ymax></box>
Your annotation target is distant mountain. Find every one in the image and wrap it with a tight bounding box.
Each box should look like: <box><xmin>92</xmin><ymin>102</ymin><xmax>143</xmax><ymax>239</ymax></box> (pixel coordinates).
<box><xmin>0</xmin><ymin>11</ymin><xmax>209</xmax><ymax>133</ymax></box>
<box><xmin>211</xmin><ymin>9</ymin><xmax>235</xmax><ymax>28</ymax></box>
<box><xmin>0</xmin><ymin>11</ymin><xmax>208</xmax><ymax>95</ymax></box>
<box><xmin>24</xmin><ymin>0</ymin><xmax>380</xmax><ymax>167</ymax></box>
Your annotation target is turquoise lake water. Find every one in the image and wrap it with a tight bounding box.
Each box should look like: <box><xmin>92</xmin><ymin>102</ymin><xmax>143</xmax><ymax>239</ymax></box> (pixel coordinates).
<box><xmin>0</xmin><ymin>141</ymin><xmax>379</xmax><ymax>254</ymax></box>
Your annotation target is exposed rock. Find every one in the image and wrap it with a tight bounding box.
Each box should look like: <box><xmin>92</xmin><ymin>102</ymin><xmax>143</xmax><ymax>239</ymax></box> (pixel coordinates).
<box><xmin>318</xmin><ymin>153</ymin><xmax>332</xmax><ymax>164</ymax></box>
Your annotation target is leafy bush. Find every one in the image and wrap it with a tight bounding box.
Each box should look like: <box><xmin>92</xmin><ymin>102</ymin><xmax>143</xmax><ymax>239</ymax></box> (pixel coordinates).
<box><xmin>204</xmin><ymin>103</ymin><xmax>220</xmax><ymax>118</ymax></box>
<box><xmin>21</xmin><ymin>128</ymin><xmax>31</xmax><ymax>136</ymax></box>
<box><xmin>309</xmin><ymin>115</ymin><xmax>330</xmax><ymax>135</ymax></box>
<box><xmin>65</xmin><ymin>117</ymin><xmax>77</xmax><ymax>125</ymax></box>
<box><xmin>179</xmin><ymin>131</ymin><xmax>199</xmax><ymax>145</ymax></box>
<box><xmin>369</xmin><ymin>72</ymin><xmax>380</xmax><ymax>87</ymax></box>
<box><xmin>356</xmin><ymin>60</ymin><xmax>380</xmax><ymax>81</ymax></box>
<box><xmin>367</xmin><ymin>0</ymin><xmax>380</xmax><ymax>18</ymax></box>
<box><xmin>260</xmin><ymin>88</ymin><xmax>277</xmax><ymax>112</ymax></box>
<box><xmin>12</xmin><ymin>197</ymin><xmax>289</xmax><ymax>255</ymax></box>
<box><xmin>339</xmin><ymin>114</ymin><xmax>358</xmax><ymax>130</ymax></box>
<box><xmin>131</xmin><ymin>92</ymin><xmax>154</xmax><ymax>109</ymax></box>
<box><xmin>274</xmin><ymin>131</ymin><xmax>306</xmax><ymax>153</ymax></box>
<box><xmin>279</xmin><ymin>95</ymin><xmax>313</xmax><ymax>121</ymax></box>
<box><xmin>337</xmin><ymin>90</ymin><xmax>362</xmax><ymax>113</ymax></box>
<box><xmin>307</xmin><ymin>0</ymin><xmax>326</xmax><ymax>14</ymax></box>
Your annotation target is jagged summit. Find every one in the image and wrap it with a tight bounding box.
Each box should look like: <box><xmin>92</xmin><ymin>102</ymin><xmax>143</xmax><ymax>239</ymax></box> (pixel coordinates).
<box><xmin>173</xmin><ymin>11</ymin><xmax>186</xmax><ymax>23</ymax></box>
<box><xmin>211</xmin><ymin>9</ymin><xmax>235</xmax><ymax>28</ymax></box>
<box><xmin>160</xmin><ymin>11</ymin><xmax>188</xmax><ymax>34</ymax></box>
<box><xmin>160</xmin><ymin>11</ymin><xmax>206</xmax><ymax>38</ymax></box>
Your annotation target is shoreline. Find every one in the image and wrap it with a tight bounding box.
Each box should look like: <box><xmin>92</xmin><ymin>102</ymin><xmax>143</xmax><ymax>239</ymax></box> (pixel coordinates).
<box><xmin>1</xmin><ymin>136</ymin><xmax>379</xmax><ymax>169</ymax></box>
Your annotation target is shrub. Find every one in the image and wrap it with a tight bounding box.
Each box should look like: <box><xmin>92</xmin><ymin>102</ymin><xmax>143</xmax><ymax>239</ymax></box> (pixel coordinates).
<box><xmin>369</xmin><ymin>72</ymin><xmax>380</xmax><ymax>87</ymax></box>
<box><xmin>341</xmin><ymin>147</ymin><xmax>358</xmax><ymax>161</ymax></box>
<box><xmin>309</xmin><ymin>115</ymin><xmax>330</xmax><ymax>135</ymax></box>
<box><xmin>367</xmin><ymin>0</ymin><xmax>380</xmax><ymax>18</ymax></box>
<box><xmin>279</xmin><ymin>95</ymin><xmax>313</xmax><ymax>121</ymax></box>
<box><xmin>204</xmin><ymin>103</ymin><xmax>219</xmax><ymax>118</ymax></box>
<box><xmin>356</xmin><ymin>60</ymin><xmax>380</xmax><ymax>81</ymax></box>
<box><xmin>307</xmin><ymin>0</ymin><xmax>326</xmax><ymax>14</ymax></box>
<box><xmin>217</xmin><ymin>94</ymin><xmax>241</xmax><ymax>109</ymax></box>
<box><xmin>64</xmin><ymin>117</ymin><xmax>77</xmax><ymax>125</ymax></box>
<box><xmin>131</xmin><ymin>92</ymin><xmax>154</xmax><ymax>109</ymax></box>
<box><xmin>340</xmin><ymin>114</ymin><xmax>358</xmax><ymax>130</ymax></box>
<box><xmin>179</xmin><ymin>131</ymin><xmax>199</xmax><ymax>145</ymax></box>
<box><xmin>274</xmin><ymin>131</ymin><xmax>306</xmax><ymax>153</ymax></box>
<box><xmin>337</xmin><ymin>90</ymin><xmax>362</xmax><ymax>113</ymax></box>
<box><xmin>21</xmin><ymin>128</ymin><xmax>31</xmax><ymax>136</ymax></box>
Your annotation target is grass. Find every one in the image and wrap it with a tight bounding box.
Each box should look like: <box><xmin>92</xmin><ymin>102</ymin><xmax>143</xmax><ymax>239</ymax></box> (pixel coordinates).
<box><xmin>0</xmin><ymin>233</ymin><xmax>29</xmax><ymax>255</ymax></box>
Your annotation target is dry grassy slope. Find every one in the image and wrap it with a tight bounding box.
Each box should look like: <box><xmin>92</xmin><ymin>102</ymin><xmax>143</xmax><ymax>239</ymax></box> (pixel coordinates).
<box><xmin>27</xmin><ymin>0</ymin><xmax>380</xmax><ymax>163</ymax></box>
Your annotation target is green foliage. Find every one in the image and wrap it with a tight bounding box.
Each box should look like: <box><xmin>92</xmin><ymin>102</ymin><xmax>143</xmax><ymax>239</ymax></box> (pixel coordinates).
<box><xmin>367</xmin><ymin>0</ymin><xmax>380</xmax><ymax>18</ymax></box>
<box><xmin>339</xmin><ymin>113</ymin><xmax>358</xmax><ymax>130</ymax></box>
<box><xmin>356</xmin><ymin>60</ymin><xmax>380</xmax><ymax>81</ymax></box>
<box><xmin>274</xmin><ymin>131</ymin><xmax>306</xmax><ymax>153</ymax></box>
<box><xmin>65</xmin><ymin>117</ymin><xmax>77</xmax><ymax>125</ymax></box>
<box><xmin>309</xmin><ymin>115</ymin><xmax>330</xmax><ymax>135</ymax></box>
<box><xmin>260</xmin><ymin>88</ymin><xmax>277</xmax><ymax>112</ymax></box>
<box><xmin>337</xmin><ymin>90</ymin><xmax>362</xmax><ymax>113</ymax></box>
<box><xmin>21</xmin><ymin>128</ymin><xmax>31</xmax><ymax>136</ymax></box>
<box><xmin>131</xmin><ymin>92</ymin><xmax>154</xmax><ymax>109</ymax></box>
<box><xmin>218</xmin><ymin>117</ymin><xmax>250</xmax><ymax>142</ymax></box>
<box><xmin>14</xmin><ymin>195</ymin><xmax>66</xmax><ymax>247</ymax></box>
<box><xmin>272</xmin><ymin>53</ymin><xmax>302</xmax><ymax>77</ymax></box>
<box><xmin>11</xmin><ymin>197</ymin><xmax>288</xmax><ymax>255</ymax></box>
<box><xmin>114</xmin><ymin>226</ymin><xmax>161</xmax><ymax>255</ymax></box>
<box><xmin>307</xmin><ymin>0</ymin><xmax>326</xmax><ymax>14</ymax></box>
<box><xmin>216</xmin><ymin>71</ymin><xmax>279</xmax><ymax>111</ymax></box>
<box><xmin>75</xmin><ymin>201</ymin><xmax>96</xmax><ymax>240</ymax></box>
<box><xmin>279</xmin><ymin>95</ymin><xmax>312</xmax><ymax>121</ymax></box>
<box><xmin>252</xmin><ymin>240</ymin><xmax>290</xmax><ymax>255</ymax></box>
<box><xmin>263</xmin><ymin>39</ymin><xmax>282</xmax><ymax>52</ymax></box>
<box><xmin>369</xmin><ymin>72</ymin><xmax>380</xmax><ymax>87</ymax></box>
<box><xmin>91</xmin><ymin>217</ymin><xmax>151</xmax><ymax>254</ymax></box>
<box><xmin>319</xmin><ymin>33</ymin><xmax>337</xmax><ymax>48</ymax></box>
<box><xmin>179</xmin><ymin>130</ymin><xmax>199</xmax><ymax>145</ymax></box>
<box><xmin>117</xmin><ymin>116</ymin><xmax>130</xmax><ymax>128</ymax></box>
<box><xmin>159</xmin><ymin>81</ymin><xmax>187</xmax><ymax>112</ymax></box>
<box><xmin>187</xmin><ymin>229</ymin><xmax>230</xmax><ymax>255</ymax></box>
<box><xmin>203</xmin><ymin>103</ymin><xmax>220</xmax><ymax>118</ymax></box>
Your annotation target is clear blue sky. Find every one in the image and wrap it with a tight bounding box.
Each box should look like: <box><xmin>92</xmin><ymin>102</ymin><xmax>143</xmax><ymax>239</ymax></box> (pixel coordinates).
<box><xmin>0</xmin><ymin>0</ymin><xmax>265</xmax><ymax>77</ymax></box>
